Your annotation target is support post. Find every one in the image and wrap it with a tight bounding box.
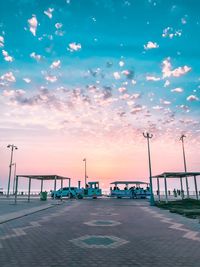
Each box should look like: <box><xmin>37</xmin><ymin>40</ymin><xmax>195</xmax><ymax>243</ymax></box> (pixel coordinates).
<box><xmin>164</xmin><ymin>175</ymin><xmax>168</xmax><ymax>203</ymax></box>
<box><xmin>60</xmin><ymin>178</ymin><xmax>63</xmax><ymax>200</ymax></box>
<box><xmin>157</xmin><ymin>178</ymin><xmax>160</xmax><ymax>202</ymax></box>
<box><xmin>54</xmin><ymin>176</ymin><xmax>57</xmax><ymax>200</ymax></box>
<box><xmin>194</xmin><ymin>175</ymin><xmax>198</xmax><ymax>200</ymax></box>
<box><xmin>28</xmin><ymin>177</ymin><xmax>31</xmax><ymax>202</ymax></box>
<box><xmin>180</xmin><ymin>177</ymin><xmax>183</xmax><ymax>199</ymax></box>
<box><xmin>40</xmin><ymin>179</ymin><xmax>43</xmax><ymax>193</ymax></box>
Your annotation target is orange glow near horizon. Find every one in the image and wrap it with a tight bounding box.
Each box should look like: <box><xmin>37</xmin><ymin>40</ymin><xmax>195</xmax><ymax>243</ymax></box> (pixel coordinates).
<box><xmin>1</xmin><ymin>132</ymin><xmax>200</xmax><ymax>191</ymax></box>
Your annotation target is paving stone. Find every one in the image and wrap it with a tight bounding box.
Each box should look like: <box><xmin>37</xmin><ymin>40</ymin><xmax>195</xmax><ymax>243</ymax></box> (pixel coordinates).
<box><xmin>0</xmin><ymin>198</ymin><xmax>200</xmax><ymax>266</ymax></box>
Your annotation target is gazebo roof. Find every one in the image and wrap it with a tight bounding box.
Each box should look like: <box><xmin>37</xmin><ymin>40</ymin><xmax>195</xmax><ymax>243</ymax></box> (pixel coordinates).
<box><xmin>152</xmin><ymin>172</ymin><xmax>200</xmax><ymax>179</ymax></box>
<box><xmin>16</xmin><ymin>174</ymin><xmax>71</xmax><ymax>180</ymax></box>
<box><xmin>110</xmin><ymin>181</ymin><xmax>149</xmax><ymax>185</ymax></box>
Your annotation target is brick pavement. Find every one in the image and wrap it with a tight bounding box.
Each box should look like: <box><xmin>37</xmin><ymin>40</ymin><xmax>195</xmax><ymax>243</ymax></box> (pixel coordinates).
<box><xmin>0</xmin><ymin>198</ymin><xmax>200</xmax><ymax>266</ymax></box>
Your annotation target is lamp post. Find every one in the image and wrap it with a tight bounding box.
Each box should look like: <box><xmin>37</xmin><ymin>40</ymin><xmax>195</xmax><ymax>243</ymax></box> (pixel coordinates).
<box><xmin>7</xmin><ymin>144</ymin><xmax>18</xmax><ymax>197</ymax></box>
<box><xmin>180</xmin><ymin>134</ymin><xmax>189</xmax><ymax>198</ymax></box>
<box><xmin>83</xmin><ymin>158</ymin><xmax>87</xmax><ymax>187</ymax></box>
<box><xmin>12</xmin><ymin>163</ymin><xmax>17</xmax><ymax>195</ymax></box>
<box><xmin>143</xmin><ymin>132</ymin><xmax>155</xmax><ymax>206</ymax></box>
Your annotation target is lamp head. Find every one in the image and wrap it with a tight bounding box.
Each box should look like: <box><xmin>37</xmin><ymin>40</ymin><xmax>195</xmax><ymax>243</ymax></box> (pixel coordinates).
<box><xmin>7</xmin><ymin>144</ymin><xmax>11</xmax><ymax>148</ymax></box>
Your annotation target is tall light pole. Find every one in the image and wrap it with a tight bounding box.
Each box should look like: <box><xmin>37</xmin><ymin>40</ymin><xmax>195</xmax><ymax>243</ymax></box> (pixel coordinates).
<box><xmin>180</xmin><ymin>134</ymin><xmax>189</xmax><ymax>198</ymax></box>
<box><xmin>12</xmin><ymin>163</ymin><xmax>17</xmax><ymax>195</ymax></box>
<box><xmin>143</xmin><ymin>132</ymin><xmax>155</xmax><ymax>206</ymax></box>
<box><xmin>7</xmin><ymin>144</ymin><xmax>18</xmax><ymax>197</ymax></box>
<box><xmin>83</xmin><ymin>158</ymin><xmax>87</xmax><ymax>187</ymax></box>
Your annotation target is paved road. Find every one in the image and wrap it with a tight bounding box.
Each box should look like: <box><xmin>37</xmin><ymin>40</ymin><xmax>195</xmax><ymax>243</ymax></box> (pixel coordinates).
<box><xmin>0</xmin><ymin>198</ymin><xmax>200</xmax><ymax>267</ymax></box>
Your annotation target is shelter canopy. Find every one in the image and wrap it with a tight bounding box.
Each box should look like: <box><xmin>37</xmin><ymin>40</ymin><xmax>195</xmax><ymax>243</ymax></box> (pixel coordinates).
<box><xmin>17</xmin><ymin>174</ymin><xmax>71</xmax><ymax>180</ymax></box>
<box><xmin>110</xmin><ymin>181</ymin><xmax>149</xmax><ymax>185</ymax></box>
<box><xmin>152</xmin><ymin>172</ymin><xmax>200</xmax><ymax>179</ymax></box>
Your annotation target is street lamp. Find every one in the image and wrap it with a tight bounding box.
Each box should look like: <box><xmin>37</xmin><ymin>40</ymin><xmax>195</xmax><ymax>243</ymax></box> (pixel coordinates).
<box><xmin>7</xmin><ymin>144</ymin><xmax>18</xmax><ymax>197</ymax></box>
<box><xmin>12</xmin><ymin>163</ymin><xmax>17</xmax><ymax>195</ymax></box>
<box><xmin>180</xmin><ymin>134</ymin><xmax>189</xmax><ymax>198</ymax></box>
<box><xmin>143</xmin><ymin>132</ymin><xmax>155</xmax><ymax>206</ymax></box>
<box><xmin>83</xmin><ymin>158</ymin><xmax>87</xmax><ymax>187</ymax></box>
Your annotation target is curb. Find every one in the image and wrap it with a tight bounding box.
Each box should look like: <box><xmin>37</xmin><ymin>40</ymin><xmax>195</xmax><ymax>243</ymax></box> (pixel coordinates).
<box><xmin>0</xmin><ymin>201</ymin><xmax>64</xmax><ymax>224</ymax></box>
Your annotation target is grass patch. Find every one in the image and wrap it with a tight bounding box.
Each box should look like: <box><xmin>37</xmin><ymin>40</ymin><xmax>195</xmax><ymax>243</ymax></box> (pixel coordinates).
<box><xmin>156</xmin><ymin>199</ymin><xmax>200</xmax><ymax>219</ymax></box>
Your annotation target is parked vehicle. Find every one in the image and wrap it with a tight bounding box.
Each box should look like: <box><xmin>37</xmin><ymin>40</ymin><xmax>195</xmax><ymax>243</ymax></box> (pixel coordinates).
<box><xmin>51</xmin><ymin>181</ymin><xmax>102</xmax><ymax>199</ymax></box>
<box><xmin>51</xmin><ymin>187</ymin><xmax>80</xmax><ymax>199</ymax></box>
<box><xmin>110</xmin><ymin>181</ymin><xmax>150</xmax><ymax>199</ymax></box>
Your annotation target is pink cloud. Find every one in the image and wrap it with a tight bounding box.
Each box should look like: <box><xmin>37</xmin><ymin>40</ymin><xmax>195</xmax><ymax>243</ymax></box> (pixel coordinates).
<box><xmin>187</xmin><ymin>95</ymin><xmax>199</xmax><ymax>101</ymax></box>
<box><xmin>144</xmin><ymin>41</ymin><xmax>159</xmax><ymax>50</ymax></box>
<box><xmin>171</xmin><ymin>87</ymin><xmax>183</xmax><ymax>93</ymax></box>
<box><xmin>28</xmin><ymin>15</ymin><xmax>38</xmax><ymax>36</ymax></box>
<box><xmin>162</xmin><ymin>58</ymin><xmax>191</xmax><ymax>78</ymax></box>
<box><xmin>146</xmin><ymin>75</ymin><xmax>160</xmax><ymax>81</ymax></box>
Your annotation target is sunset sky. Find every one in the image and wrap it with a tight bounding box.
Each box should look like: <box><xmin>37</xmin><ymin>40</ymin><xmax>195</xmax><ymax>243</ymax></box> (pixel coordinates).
<box><xmin>1</xmin><ymin>0</ymin><xmax>200</xmax><ymax>192</ymax></box>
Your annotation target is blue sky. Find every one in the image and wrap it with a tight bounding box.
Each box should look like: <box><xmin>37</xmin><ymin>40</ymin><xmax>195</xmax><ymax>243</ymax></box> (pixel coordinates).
<box><xmin>0</xmin><ymin>0</ymin><xmax>200</xmax><ymax>190</ymax></box>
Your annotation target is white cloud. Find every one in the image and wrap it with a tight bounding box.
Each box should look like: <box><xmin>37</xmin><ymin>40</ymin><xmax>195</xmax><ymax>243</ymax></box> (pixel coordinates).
<box><xmin>44</xmin><ymin>8</ymin><xmax>54</xmax><ymax>19</ymax></box>
<box><xmin>113</xmin><ymin>72</ymin><xmax>121</xmax><ymax>80</ymax></box>
<box><xmin>50</xmin><ymin>60</ymin><xmax>61</xmax><ymax>69</ymax></box>
<box><xmin>162</xmin><ymin>58</ymin><xmax>191</xmax><ymax>78</ymax></box>
<box><xmin>0</xmin><ymin>36</ymin><xmax>4</xmax><ymax>47</ymax></box>
<box><xmin>28</xmin><ymin>15</ymin><xmax>38</xmax><ymax>36</ymax></box>
<box><xmin>146</xmin><ymin>75</ymin><xmax>160</xmax><ymax>81</ymax></box>
<box><xmin>144</xmin><ymin>41</ymin><xmax>159</xmax><ymax>50</ymax></box>
<box><xmin>171</xmin><ymin>87</ymin><xmax>183</xmax><ymax>93</ymax></box>
<box><xmin>162</xmin><ymin>27</ymin><xmax>182</xmax><ymax>39</ymax></box>
<box><xmin>187</xmin><ymin>95</ymin><xmax>199</xmax><ymax>101</ymax></box>
<box><xmin>118</xmin><ymin>87</ymin><xmax>126</xmax><ymax>93</ymax></box>
<box><xmin>162</xmin><ymin>58</ymin><xmax>172</xmax><ymax>78</ymax></box>
<box><xmin>68</xmin><ymin>42</ymin><xmax>81</xmax><ymax>52</ymax></box>
<box><xmin>164</xmin><ymin>80</ymin><xmax>170</xmax><ymax>87</ymax></box>
<box><xmin>45</xmin><ymin>75</ymin><xmax>57</xmax><ymax>83</ymax></box>
<box><xmin>30</xmin><ymin>52</ymin><xmax>42</xmax><ymax>61</ymax></box>
<box><xmin>181</xmin><ymin>16</ymin><xmax>187</xmax><ymax>25</ymax></box>
<box><xmin>152</xmin><ymin>105</ymin><xmax>163</xmax><ymax>110</ymax></box>
<box><xmin>4</xmin><ymin>89</ymin><xmax>25</xmax><ymax>97</ymax></box>
<box><xmin>0</xmin><ymin>72</ymin><xmax>16</xmax><ymax>82</ymax></box>
<box><xmin>171</xmin><ymin>66</ymin><xmax>191</xmax><ymax>77</ymax></box>
<box><xmin>119</xmin><ymin>60</ymin><xmax>125</xmax><ymax>67</ymax></box>
<box><xmin>130</xmin><ymin>105</ymin><xmax>145</xmax><ymax>114</ymax></box>
<box><xmin>131</xmin><ymin>79</ymin><xmax>137</xmax><ymax>85</ymax></box>
<box><xmin>23</xmin><ymin>78</ymin><xmax>31</xmax><ymax>83</ymax></box>
<box><xmin>160</xmin><ymin>99</ymin><xmax>171</xmax><ymax>105</ymax></box>
<box><xmin>2</xmin><ymin>50</ymin><xmax>14</xmax><ymax>62</ymax></box>
<box><xmin>179</xmin><ymin>105</ymin><xmax>190</xmax><ymax>112</ymax></box>
<box><xmin>130</xmin><ymin>93</ymin><xmax>141</xmax><ymax>100</ymax></box>
<box><xmin>120</xmin><ymin>93</ymin><xmax>130</xmax><ymax>100</ymax></box>
<box><xmin>55</xmin><ymin>23</ymin><xmax>63</xmax><ymax>29</ymax></box>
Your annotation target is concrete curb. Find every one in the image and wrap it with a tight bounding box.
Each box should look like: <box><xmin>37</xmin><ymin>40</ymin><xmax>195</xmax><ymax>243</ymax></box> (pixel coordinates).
<box><xmin>0</xmin><ymin>202</ymin><xmax>64</xmax><ymax>224</ymax></box>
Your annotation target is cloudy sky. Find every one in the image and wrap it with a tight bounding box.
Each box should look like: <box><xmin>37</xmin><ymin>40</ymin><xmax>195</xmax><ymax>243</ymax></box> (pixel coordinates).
<box><xmin>0</xmin><ymin>0</ymin><xmax>200</xmax><ymax>191</ymax></box>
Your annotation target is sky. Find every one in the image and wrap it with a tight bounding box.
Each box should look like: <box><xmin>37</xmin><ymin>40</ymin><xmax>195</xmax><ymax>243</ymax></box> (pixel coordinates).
<box><xmin>0</xmin><ymin>0</ymin><xmax>200</xmax><ymax>192</ymax></box>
